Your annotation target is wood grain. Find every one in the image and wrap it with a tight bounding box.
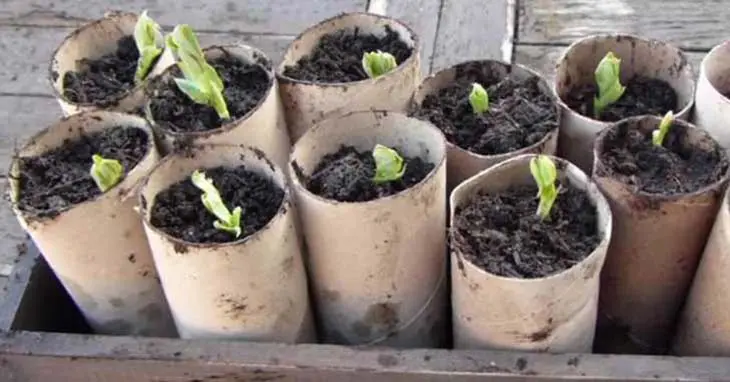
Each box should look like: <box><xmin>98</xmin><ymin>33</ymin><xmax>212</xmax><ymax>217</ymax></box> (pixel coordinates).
<box><xmin>385</xmin><ymin>0</ymin><xmax>442</xmax><ymax>74</ymax></box>
<box><xmin>518</xmin><ymin>0</ymin><xmax>730</xmax><ymax>50</ymax></box>
<box><xmin>514</xmin><ymin>44</ymin><xmax>705</xmax><ymax>84</ymax></box>
<box><xmin>0</xmin><ymin>0</ymin><xmax>368</xmax><ymax>34</ymax></box>
<box><xmin>431</xmin><ymin>0</ymin><xmax>513</xmax><ymax>72</ymax></box>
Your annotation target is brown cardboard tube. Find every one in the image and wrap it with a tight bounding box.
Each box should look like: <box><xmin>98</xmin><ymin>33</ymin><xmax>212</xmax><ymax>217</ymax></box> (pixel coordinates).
<box><xmin>672</xmin><ymin>187</ymin><xmax>730</xmax><ymax>356</ymax></box>
<box><xmin>592</xmin><ymin>116</ymin><xmax>730</xmax><ymax>354</ymax></box>
<box><xmin>277</xmin><ymin>12</ymin><xmax>421</xmax><ymax>142</ymax></box>
<box><xmin>146</xmin><ymin>44</ymin><xmax>292</xmax><ymax>170</ymax></box>
<box><xmin>554</xmin><ymin>34</ymin><xmax>695</xmax><ymax>173</ymax></box>
<box><xmin>48</xmin><ymin>11</ymin><xmax>175</xmax><ymax>116</ymax></box>
<box><xmin>450</xmin><ymin>154</ymin><xmax>612</xmax><ymax>352</ymax></box>
<box><xmin>411</xmin><ymin>60</ymin><xmax>559</xmax><ymax>190</ymax></box>
<box><xmin>289</xmin><ymin>110</ymin><xmax>447</xmax><ymax>347</ymax></box>
<box><xmin>8</xmin><ymin>111</ymin><xmax>176</xmax><ymax>337</ymax></box>
<box><xmin>138</xmin><ymin>144</ymin><xmax>315</xmax><ymax>342</ymax></box>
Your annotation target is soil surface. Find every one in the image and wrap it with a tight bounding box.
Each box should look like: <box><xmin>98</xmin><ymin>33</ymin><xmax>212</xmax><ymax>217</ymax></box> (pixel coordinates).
<box><xmin>300</xmin><ymin>145</ymin><xmax>434</xmax><ymax>202</ymax></box>
<box><xmin>150</xmin><ymin>165</ymin><xmax>284</xmax><ymax>243</ymax></box>
<box><xmin>565</xmin><ymin>76</ymin><xmax>677</xmax><ymax>122</ymax></box>
<box><xmin>412</xmin><ymin>75</ymin><xmax>557</xmax><ymax>155</ymax></box>
<box><xmin>282</xmin><ymin>26</ymin><xmax>412</xmax><ymax>83</ymax></box>
<box><xmin>148</xmin><ymin>54</ymin><xmax>271</xmax><ymax>133</ymax></box>
<box><xmin>62</xmin><ymin>36</ymin><xmax>144</xmax><ymax>105</ymax></box>
<box><xmin>597</xmin><ymin>122</ymin><xmax>729</xmax><ymax>194</ymax></box>
<box><xmin>15</xmin><ymin>126</ymin><xmax>148</xmax><ymax>218</ymax></box>
<box><xmin>452</xmin><ymin>183</ymin><xmax>600</xmax><ymax>278</ymax></box>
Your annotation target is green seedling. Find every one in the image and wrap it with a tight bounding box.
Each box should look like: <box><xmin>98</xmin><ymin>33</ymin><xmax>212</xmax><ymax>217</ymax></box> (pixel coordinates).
<box><xmin>372</xmin><ymin>144</ymin><xmax>406</xmax><ymax>184</ymax></box>
<box><xmin>190</xmin><ymin>170</ymin><xmax>242</xmax><ymax>238</ymax></box>
<box><xmin>652</xmin><ymin>110</ymin><xmax>675</xmax><ymax>147</ymax></box>
<box><xmin>593</xmin><ymin>51</ymin><xmax>626</xmax><ymax>118</ymax></box>
<box><xmin>133</xmin><ymin>10</ymin><xmax>165</xmax><ymax>83</ymax></box>
<box><xmin>166</xmin><ymin>24</ymin><xmax>230</xmax><ymax>120</ymax></box>
<box><xmin>529</xmin><ymin>155</ymin><xmax>558</xmax><ymax>221</ymax></box>
<box><xmin>469</xmin><ymin>82</ymin><xmax>489</xmax><ymax>114</ymax></box>
<box><xmin>90</xmin><ymin>154</ymin><xmax>123</xmax><ymax>193</ymax></box>
<box><xmin>362</xmin><ymin>51</ymin><xmax>397</xmax><ymax>79</ymax></box>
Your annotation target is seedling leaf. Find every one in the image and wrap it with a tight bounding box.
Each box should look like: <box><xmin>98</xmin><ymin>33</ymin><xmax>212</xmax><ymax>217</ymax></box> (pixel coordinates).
<box><xmin>362</xmin><ymin>51</ymin><xmax>398</xmax><ymax>79</ymax></box>
<box><xmin>90</xmin><ymin>154</ymin><xmax>123</xmax><ymax>193</ymax></box>
<box><xmin>133</xmin><ymin>10</ymin><xmax>165</xmax><ymax>83</ymax></box>
<box><xmin>652</xmin><ymin>110</ymin><xmax>675</xmax><ymax>146</ymax></box>
<box><xmin>166</xmin><ymin>25</ymin><xmax>230</xmax><ymax>120</ymax></box>
<box><xmin>469</xmin><ymin>83</ymin><xmax>489</xmax><ymax>114</ymax></box>
<box><xmin>529</xmin><ymin>155</ymin><xmax>558</xmax><ymax>221</ymax></box>
<box><xmin>190</xmin><ymin>170</ymin><xmax>242</xmax><ymax>238</ymax></box>
<box><xmin>372</xmin><ymin>144</ymin><xmax>406</xmax><ymax>184</ymax></box>
<box><xmin>593</xmin><ymin>52</ymin><xmax>626</xmax><ymax>118</ymax></box>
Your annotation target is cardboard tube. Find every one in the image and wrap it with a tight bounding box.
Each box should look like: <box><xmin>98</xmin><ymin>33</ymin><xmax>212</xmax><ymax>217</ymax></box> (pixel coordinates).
<box><xmin>450</xmin><ymin>154</ymin><xmax>612</xmax><ymax>352</ymax></box>
<box><xmin>289</xmin><ymin>110</ymin><xmax>447</xmax><ymax>347</ymax></box>
<box><xmin>7</xmin><ymin>111</ymin><xmax>176</xmax><ymax>337</ymax></box>
<box><xmin>592</xmin><ymin>116</ymin><xmax>730</xmax><ymax>354</ymax></box>
<box><xmin>139</xmin><ymin>144</ymin><xmax>315</xmax><ymax>342</ymax></box>
<box><xmin>146</xmin><ymin>45</ymin><xmax>291</xmax><ymax>170</ymax></box>
<box><xmin>672</xmin><ymin>187</ymin><xmax>730</xmax><ymax>356</ymax></box>
<box><xmin>693</xmin><ymin>40</ymin><xmax>730</xmax><ymax>151</ymax></box>
<box><xmin>48</xmin><ymin>11</ymin><xmax>175</xmax><ymax>116</ymax></box>
<box><xmin>411</xmin><ymin>60</ymin><xmax>559</xmax><ymax>190</ymax></box>
<box><xmin>277</xmin><ymin>12</ymin><xmax>421</xmax><ymax>142</ymax></box>
<box><xmin>554</xmin><ymin>34</ymin><xmax>695</xmax><ymax>173</ymax></box>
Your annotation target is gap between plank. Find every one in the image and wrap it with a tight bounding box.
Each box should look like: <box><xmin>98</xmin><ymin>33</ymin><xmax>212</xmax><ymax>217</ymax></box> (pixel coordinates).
<box><xmin>502</xmin><ymin>0</ymin><xmax>517</xmax><ymax>63</ymax></box>
<box><xmin>367</xmin><ymin>0</ymin><xmax>389</xmax><ymax>15</ymax></box>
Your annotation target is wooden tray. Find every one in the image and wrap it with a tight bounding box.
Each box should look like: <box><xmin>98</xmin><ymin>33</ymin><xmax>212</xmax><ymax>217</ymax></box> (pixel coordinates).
<box><xmin>1</xmin><ymin>242</ymin><xmax>729</xmax><ymax>381</ymax></box>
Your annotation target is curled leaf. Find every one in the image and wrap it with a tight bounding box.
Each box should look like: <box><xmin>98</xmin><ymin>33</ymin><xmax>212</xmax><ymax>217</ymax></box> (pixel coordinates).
<box><xmin>90</xmin><ymin>154</ymin><xmax>123</xmax><ymax>192</ymax></box>
<box><xmin>362</xmin><ymin>51</ymin><xmax>398</xmax><ymax>79</ymax></box>
<box><xmin>133</xmin><ymin>10</ymin><xmax>164</xmax><ymax>82</ymax></box>
<box><xmin>593</xmin><ymin>52</ymin><xmax>626</xmax><ymax>118</ymax></box>
<box><xmin>529</xmin><ymin>155</ymin><xmax>558</xmax><ymax>221</ymax></box>
<box><xmin>190</xmin><ymin>170</ymin><xmax>241</xmax><ymax>238</ymax></box>
<box><xmin>652</xmin><ymin>110</ymin><xmax>675</xmax><ymax>146</ymax></box>
<box><xmin>372</xmin><ymin>144</ymin><xmax>406</xmax><ymax>184</ymax></box>
<box><xmin>469</xmin><ymin>83</ymin><xmax>489</xmax><ymax>114</ymax></box>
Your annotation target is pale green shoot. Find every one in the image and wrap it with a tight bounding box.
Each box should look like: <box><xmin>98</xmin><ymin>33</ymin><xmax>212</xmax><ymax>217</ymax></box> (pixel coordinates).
<box><xmin>652</xmin><ymin>111</ymin><xmax>675</xmax><ymax>147</ymax></box>
<box><xmin>593</xmin><ymin>51</ymin><xmax>626</xmax><ymax>118</ymax></box>
<box><xmin>362</xmin><ymin>51</ymin><xmax>397</xmax><ymax>79</ymax></box>
<box><xmin>372</xmin><ymin>144</ymin><xmax>406</xmax><ymax>184</ymax></box>
<box><xmin>166</xmin><ymin>25</ymin><xmax>230</xmax><ymax>120</ymax></box>
<box><xmin>90</xmin><ymin>154</ymin><xmax>123</xmax><ymax>193</ymax></box>
<box><xmin>469</xmin><ymin>82</ymin><xmax>489</xmax><ymax>114</ymax></box>
<box><xmin>529</xmin><ymin>155</ymin><xmax>558</xmax><ymax>221</ymax></box>
<box><xmin>190</xmin><ymin>170</ymin><xmax>242</xmax><ymax>238</ymax></box>
<box><xmin>133</xmin><ymin>10</ymin><xmax>165</xmax><ymax>83</ymax></box>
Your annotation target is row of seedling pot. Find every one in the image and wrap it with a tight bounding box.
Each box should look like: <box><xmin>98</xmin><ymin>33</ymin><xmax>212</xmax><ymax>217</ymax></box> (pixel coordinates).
<box><xmin>8</xmin><ymin>8</ymin><xmax>730</xmax><ymax>357</ymax></box>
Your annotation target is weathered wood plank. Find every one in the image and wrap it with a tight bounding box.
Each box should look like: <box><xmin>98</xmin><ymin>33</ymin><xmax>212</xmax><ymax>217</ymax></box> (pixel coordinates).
<box><xmin>0</xmin><ymin>0</ymin><xmax>368</xmax><ymax>34</ymax></box>
<box><xmin>513</xmin><ymin>44</ymin><xmax>705</xmax><ymax>85</ymax></box>
<box><xmin>3</xmin><ymin>326</ymin><xmax>730</xmax><ymax>381</ymax></box>
<box><xmin>431</xmin><ymin>0</ymin><xmax>515</xmax><ymax>72</ymax></box>
<box><xmin>518</xmin><ymin>0</ymin><xmax>730</xmax><ymax>50</ymax></box>
<box><xmin>384</xmin><ymin>0</ymin><xmax>442</xmax><ymax>74</ymax></box>
<box><xmin>0</xmin><ymin>26</ymin><xmax>292</xmax><ymax>96</ymax></box>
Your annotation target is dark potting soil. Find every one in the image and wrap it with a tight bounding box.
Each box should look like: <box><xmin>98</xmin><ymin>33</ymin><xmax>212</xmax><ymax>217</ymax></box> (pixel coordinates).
<box><xmin>452</xmin><ymin>183</ymin><xmax>600</xmax><ymax>279</ymax></box>
<box><xmin>411</xmin><ymin>76</ymin><xmax>557</xmax><ymax>155</ymax></box>
<box><xmin>565</xmin><ymin>76</ymin><xmax>678</xmax><ymax>122</ymax></box>
<box><xmin>597</xmin><ymin>123</ymin><xmax>729</xmax><ymax>195</ymax></box>
<box><xmin>148</xmin><ymin>55</ymin><xmax>271</xmax><ymax>133</ymax></box>
<box><xmin>62</xmin><ymin>35</ymin><xmax>145</xmax><ymax>105</ymax></box>
<box><xmin>301</xmin><ymin>145</ymin><xmax>434</xmax><ymax>202</ymax></box>
<box><xmin>281</xmin><ymin>26</ymin><xmax>413</xmax><ymax>83</ymax></box>
<box><xmin>15</xmin><ymin>126</ymin><xmax>148</xmax><ymax>217</ymax></box>
<box><xmin>149</xmin><ymin>165</ymin><xmax>284</xmax><ymax>244</ymax></box>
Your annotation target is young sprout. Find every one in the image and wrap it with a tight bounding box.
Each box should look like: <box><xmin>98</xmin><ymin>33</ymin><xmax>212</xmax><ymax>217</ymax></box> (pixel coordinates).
<box><xmin>469</xmin><ymin>83</ymin><xmax>489</xmax><ymax>114</ymax></box>
<box><xmin>652</xmin><ymin>110</ymin><xmax>675</xmax><ymax>147</ymax></box>
<box><xmin>593</xmin><ymin>51</ymin><xmax>626</xmax><ymax>118</ymax></box>
<box><xmin>362</xmin><ymin>51</ymin><xmax>397</xmax><ymax>79</ymax></box>
<box><xmin>166</xmin><ymin>25</ymin><xmax>230</xmax><ymax>120</ymax></box>
<box><xmin>190</xmin><ymin>170</ymin><xmax>242</xmax><ymax>238</ymax></box>
<box><xmin>133</xmin><ymin>10</ymin><xmax>165</xmax><ymax>83</ymax></box>
<box><xmin>90</xmin><ymin>154</ymin><xmax>123</xmax><ymax>193</ymax></box>
<box><xmin>372</xmin><ymin>144</ymin><xmax>407</xmax><ymax>184</ymax></box>
<box><xmin>529</xmin><ymin>155</ymin><xmax>558</xmax><ymax>221</ymax></box>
